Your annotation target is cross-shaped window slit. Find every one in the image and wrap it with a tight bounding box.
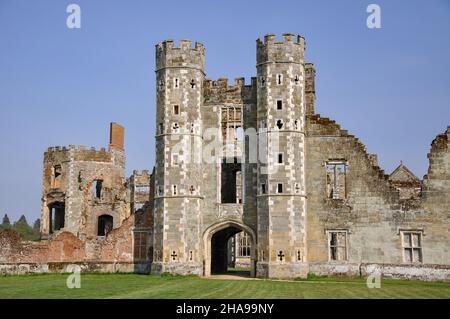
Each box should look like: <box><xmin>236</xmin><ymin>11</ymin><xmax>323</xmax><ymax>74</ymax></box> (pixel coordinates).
<box><xmin>171</xmin><ymin>251</ymin><xmax>177</xmax><ymax>261</ymax></box>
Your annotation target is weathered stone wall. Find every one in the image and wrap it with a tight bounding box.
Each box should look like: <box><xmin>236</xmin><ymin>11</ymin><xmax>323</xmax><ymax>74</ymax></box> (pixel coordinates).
<box><xmin>3</xmin><ymin>34</ymin><xmax>448</xmax><ymax>281</ymax></box>
<box><xmin>305</xmin><ymin>115</ymin><xmax>450</xmax><ymax>268</ymax></box>
<box><xmin>0</xmin><ymin>213</ymin><xmax>151</xmax><ymax>274</ymax></box>
<box><xmin>151</xmin><ymin>34</ymin><xmax>449</xmax><ymax>280</ymax></box>
<box><xmin>255</xmin><ymin>34</ymin><xmax>308</xmax><ymax>278</ymax></box>
<box><xmin>309</xmin><ymin>262</ymin><xmax>450</xmax><ymax>281</ymax></box>
<box><xmin>129</xmin><ymin>170</ymin><xmax>151</xmax><ymax>213</ymax></box>
<box><xmin>153</xmin><ymin>40</ymin><xmax>205</xmax><ymax>274</ymax></box>
<box><xmin>41</xmin><ymin>123</ymin><xmax>128</xmax><ymax>241</ymax></box>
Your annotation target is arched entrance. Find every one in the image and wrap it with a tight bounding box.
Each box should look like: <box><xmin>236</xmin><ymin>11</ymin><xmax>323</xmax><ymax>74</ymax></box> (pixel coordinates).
<box><xmin>203</xmin><ymin>221</ymin><xmax>256</xmax><ymax>277</ymax></box>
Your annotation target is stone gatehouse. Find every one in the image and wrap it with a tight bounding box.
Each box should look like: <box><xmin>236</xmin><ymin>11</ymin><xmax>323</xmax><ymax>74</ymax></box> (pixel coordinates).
<box><xmin>0</xmin><ymin>34</ymin><xmax>449</xmax><ymax>281</ymax></box>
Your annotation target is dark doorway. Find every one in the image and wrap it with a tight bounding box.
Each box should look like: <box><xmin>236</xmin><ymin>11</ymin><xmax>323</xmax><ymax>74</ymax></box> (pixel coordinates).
<box><xmin>97</xmin><ymin>214</ymin><xmax>113</xmax><ymax>236</ymax></box>
<box><xmin>49</xmin><ymin>202</ymin><xmax>65</xmax><ymax>234</ymax></box>
<box><xmin>211</xmin><ymin>226</ymin><xmax>251</xmax><ymax>277</ymax></box>
<box><xmin>221</xmin><ymin>157</ymin><xmax>242</xmax><ymax>204</ymax></box>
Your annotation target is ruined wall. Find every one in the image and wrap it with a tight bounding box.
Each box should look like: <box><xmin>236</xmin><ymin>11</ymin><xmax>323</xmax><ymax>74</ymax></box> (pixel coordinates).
<box><xmin>3</xmin><ymin>35</ymin><xmax>449</xmax><ymax>280</ymax></box>
<box><xmin>305</xmin><ymin>115</ymin><xmax>450</xmax><ymax>276</ymax></box>
<box><xmin>41</xmin><ymin>123</ymin><xmax>128</xmax><ymax>240</ymax></box>
<box><xmin>0</xmin><ymin>213</ymin><xmax>151</xmax><ymax>274</ymax></box>
<box><xmin>421</xmin><ymin>126</ymin><xmax>450</xmax><ymax>265</ymax></box>
<box><xmin>129</xmin><ymin>170</ymin><xmax>151</xmax><ymax>213</ymax></box>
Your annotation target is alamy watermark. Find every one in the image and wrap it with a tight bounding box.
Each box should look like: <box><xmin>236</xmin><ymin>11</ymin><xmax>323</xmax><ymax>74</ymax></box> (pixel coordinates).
<box><xmin>366</xmin><ymin>272</ymin><xmax>381</xmax><ymax>289</ymax></box>
<box><xmin>66</xmin><ymin>264</ymin><xmax>81</xmax><ymax>289</ymax></box>
<box><xmin>66</xmin><ymin>4</ymin><xmax>81</xmax><ymax>29</ymax></box>
<box><xmin>366</xmin><ymin>4</ymin><xmax>381</xmax><ymax>29</ymax></box>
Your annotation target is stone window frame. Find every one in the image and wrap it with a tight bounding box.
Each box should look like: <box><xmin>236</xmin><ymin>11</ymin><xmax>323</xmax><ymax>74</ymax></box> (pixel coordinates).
<box><xmin>133</xmin><ymin>230</ymin><xmax>148</xmax><ymax>261</ymax></box>
<box><xmin>400</xmin><ymin>230</ymin><xmax>423</xmax><ymax>264</ymax></box>
<box><xmin>238</xmin><ymin>232</ymin><xmax>251</xmax><ymax>257</ymax></box>
<box><xmin>171</xmin><ymin>153</ymin><xmax>180</xmax><ymax>166</ymax></box>
<box><xmin>277</xmin><ymin>183</ymin><xmax>283</xmax><ymax>194</ymax></box>
<box><xmin>326</xmin><ymin>229</ymin><xmax>349</xmax><ymax>262</ymax></box>
<box><xmin>97</xmin><ymin>213</ymin><xmax>114</xmax><ymax>237</ymax></box>
<box><xmin>51</xmin><ymin>164</ymin><xmax>62</xmax><ymax>189</ymax></box>
<box><xmin>325</xmin><ymin>160</ymin><xmax>348</xmax><ymax>200</ymax></box>
<box><xmin>173</xmin><ymin>104</ymin><xmax>180</xmax><ymax>115</ymax></box>
<box><xmin>261</xmin><ymin>183</ymin><xmax>266</xmax><ymax>195</ymax></box>
<box><xmin>91</xmin><ymin>179</ymin><xmax>103</xmax><ymax>199</ymax></box>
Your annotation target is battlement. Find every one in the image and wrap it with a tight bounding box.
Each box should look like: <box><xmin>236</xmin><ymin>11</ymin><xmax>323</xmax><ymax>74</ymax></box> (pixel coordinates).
<box><xmin>204</xmin><ymin>77</ymin><xmax>257</xmax><ymax>89</ymax></box>
<box><xmin>156</xmin><ymin>39</ymin><xmax>205</xmax><ymax>71</ymax></box>
<box><xmin>132</xmin><ymin>170</ymin><xmax>151</xmax><ymax>177</ymax></box>
<box><xmin>44</xmin><ymin>145</ymin><xmax>112</xmax><ymax>164</ymax></box>
<box><xmin>203</xmin><ymin>77</ymin><xmax>257</xmax><ymax>104</ymax></box>
<box><xmin>45</xmin><ymin>145</ymin><xmax>108</xmax><ymax>154</ymax></box>
<box><xmin>256</xmin><ymin>33</ymin><xmax>305</xmax><ymax>65</ymax></box>
<box><xmin>256</xmin><ymin>33</ymin><xmax>305</xmax><ymax>46</ymax></box>
<box><xmin>156</xmin><ymin>39</ymin><xmax>205</xmax><ymax>52</ymax></box>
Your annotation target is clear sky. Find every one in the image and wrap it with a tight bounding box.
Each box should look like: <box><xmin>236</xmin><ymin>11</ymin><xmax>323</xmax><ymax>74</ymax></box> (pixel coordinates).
<box><xmin>0</xmin><ymin>0</ymin><xmax>449</xmax><ymax>222</ymax></box>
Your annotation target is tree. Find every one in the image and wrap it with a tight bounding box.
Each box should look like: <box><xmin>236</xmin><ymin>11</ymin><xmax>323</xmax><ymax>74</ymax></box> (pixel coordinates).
<box><xmin>33</xmin><ymin>218</ymin><xmax>40</xmax><ymax>232</ymax></box>
<box><xmin>13</xmin><ymin>215</ymin><xmax>37</xmax><ymax>241</ymax></box>
<box><xmin>32</xmin><ymin>218</ymin><xmax>41</xmax><ymax>240</ymax></box>
<box><xmin>1</xmin><ymin>214</ymin><xmax>11</xmax><ymax>229</ymax></box>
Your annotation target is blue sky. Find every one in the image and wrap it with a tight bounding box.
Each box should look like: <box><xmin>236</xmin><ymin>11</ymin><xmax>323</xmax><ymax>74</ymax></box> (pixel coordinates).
<box><xmin>0</xmin><ymin>0</ymin><xmax>449</xmax><ymax>222</ymax></box>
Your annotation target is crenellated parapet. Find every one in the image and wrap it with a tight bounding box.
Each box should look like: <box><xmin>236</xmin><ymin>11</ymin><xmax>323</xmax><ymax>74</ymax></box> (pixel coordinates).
<box><xmin>45</xmin><ymin>145</ymin><xmax>112</xmax><ymax>163</ymax></box>
<box><xmin>155</xmin><ymin>39</ymin><xmax>205</xmax><ymax>72</ymax></box>
<box><xmin>203</xmin><ymin>77</ymin><xmax>257</xmax><ymax>104</ymax></box>
<box><xmin>256</xmin><ymin>33</ymin><xmax>305</xmax><ymax>65</ymax></box>
<box><xmin>132</xmin><ymin>170</ymin><xmax>151</xmax><ymax>177</ymax></box>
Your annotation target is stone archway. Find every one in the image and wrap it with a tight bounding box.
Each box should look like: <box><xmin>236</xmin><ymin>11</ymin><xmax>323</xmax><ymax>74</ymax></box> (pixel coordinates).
<box><xmin>203</xmin><ymin>221</ymin><xmax>256</xmax><ymax>277</ymax></box>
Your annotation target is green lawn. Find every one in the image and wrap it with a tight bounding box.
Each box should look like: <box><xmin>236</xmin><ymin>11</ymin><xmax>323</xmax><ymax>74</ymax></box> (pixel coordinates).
<box><xmin>0</xmin><ymin>273</ymin><xmax>449</xmax><ymax>299</ymax></box>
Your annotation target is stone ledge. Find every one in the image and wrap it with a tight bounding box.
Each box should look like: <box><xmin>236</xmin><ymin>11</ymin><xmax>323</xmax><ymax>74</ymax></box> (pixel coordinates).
<box><xmin>309</xmin><ymin>262</ymin><xmax>450</xmax><ymax>282</ymax></box>
<box><xmin>0</xmin><ymin>261</ymin><xmax>150</xmax><ymax>275</ymax></box>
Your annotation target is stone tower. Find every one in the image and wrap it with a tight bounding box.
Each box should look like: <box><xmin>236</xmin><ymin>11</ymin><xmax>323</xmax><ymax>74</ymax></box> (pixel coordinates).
<box><xmin>153</xmin><ymin>39</ymin><xmax>205</xmax><ymax>274</ymax></box>
<box><xmin>40</xmin><ymin>123</ymin><xmax>128</xmax><ymax>240</ymax></box>
<box><xmin>255</xmin><ymin>34</ymin><xmax>308</xmax><ymax>278</ymax></box>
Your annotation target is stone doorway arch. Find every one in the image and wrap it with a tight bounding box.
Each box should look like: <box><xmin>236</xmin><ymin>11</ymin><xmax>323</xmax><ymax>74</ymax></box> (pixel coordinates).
<box><xmin>203</xmin><ymin>220</ymin><xmax>256</xmax><ymax>277</ymax></box>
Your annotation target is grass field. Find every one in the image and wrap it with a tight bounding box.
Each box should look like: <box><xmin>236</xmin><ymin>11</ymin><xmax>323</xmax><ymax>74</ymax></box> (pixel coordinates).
<box><xmin>0</xmin><ymin>273</ymin><xmax>449</xmax><ymax>299</ymax></box>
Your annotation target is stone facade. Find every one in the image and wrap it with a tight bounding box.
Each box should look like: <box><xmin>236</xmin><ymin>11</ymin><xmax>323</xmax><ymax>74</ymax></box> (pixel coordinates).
<box><xmin>152</xmin><ymin>34</ymin><xmax>449</xmax><ymax>280</ymax></box>
<box><xmin>0</xmin><ymin>33</ymin><xmax>449</xmax><ymax>281</ymax></box>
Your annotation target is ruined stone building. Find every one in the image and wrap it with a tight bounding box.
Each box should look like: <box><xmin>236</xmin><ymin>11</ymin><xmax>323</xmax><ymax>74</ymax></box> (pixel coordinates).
<box><xmin>0</xmin><ymin>34</ymin><xmax>449</xmax><ymax>280</ymax></box>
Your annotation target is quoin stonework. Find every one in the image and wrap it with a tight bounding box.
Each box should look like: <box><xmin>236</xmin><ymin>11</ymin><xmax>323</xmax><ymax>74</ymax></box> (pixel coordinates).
<box><xmin>1</xmin><ymin>34</ymin><xmax>449</xmax><ymax>281</ymax></box>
